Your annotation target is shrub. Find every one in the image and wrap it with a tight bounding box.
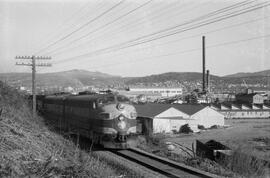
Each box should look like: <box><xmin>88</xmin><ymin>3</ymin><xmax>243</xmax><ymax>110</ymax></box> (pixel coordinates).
<box><xmin>224</xmin><ymin>149</ymin><xmax>270</xmax><ymax>178</ymax></box>
<box><xmin>145</xmin><ymin>134</ymin><xmax>166</xmax><ymax>146</ymax></box>
<box><xmin>210</xmin><ymin>125</ymin><xmax>218</xmax><ymax>129</ymax></box>
<box><xmin>172</xmin><ymin>129</ymin><xmax>178</xmax><ymax>134</ymax></box>
<box><xmin>179</xmin><ymin>124</ymin><xmax>193</xmax><ymax>133</ymax></box>
<box><xmin>198</xmin><ymin>125</ymin><xmax>205</xmax><ymax>130</ymax></box>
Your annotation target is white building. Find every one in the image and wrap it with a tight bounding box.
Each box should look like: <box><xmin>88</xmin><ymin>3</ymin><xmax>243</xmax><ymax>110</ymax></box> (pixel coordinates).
<box><xmin>211</xmin><ymin>103</ymin><xmax>270</xmax><ymax>119</ymax></box>
<box><xmin>135</xmin><ymin>103</ymin><xmax>224</xmax><ymax>134</ymax></box>
<box><xmin>129</xmin><ymin>87</ymin><xmax>182</xmax><ymax>97</ymax></box>
<box><xmin>118</xmin><ymin>90</ymin><xmax>162</xmax><ymax>102</ymax></box>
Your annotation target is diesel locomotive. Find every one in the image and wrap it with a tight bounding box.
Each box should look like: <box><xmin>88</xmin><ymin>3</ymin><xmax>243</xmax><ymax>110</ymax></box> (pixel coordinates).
<box><xmin>37</xmin><ymin>93</ymin><xmax>138</xmax><ymax>149</ymax></box>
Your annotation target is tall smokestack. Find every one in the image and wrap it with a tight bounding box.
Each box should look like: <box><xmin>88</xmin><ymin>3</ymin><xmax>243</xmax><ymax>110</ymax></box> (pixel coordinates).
<box><xmin>206</xmin><ymin>70</ymin><xmax>210</xmax><ymax>92</ymax></box>
<box><xmin>202</xmin><ymin>36</ymin><xmax>206</xmax><ymax>92</ymax></box>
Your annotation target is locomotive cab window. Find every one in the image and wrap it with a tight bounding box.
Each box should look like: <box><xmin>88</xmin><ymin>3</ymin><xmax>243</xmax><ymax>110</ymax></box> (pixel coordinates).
<box><xmin>98</xmin><ymin>96</ymin><xmax>115</xmax><ymax>105</ymax></box>
<box><xmin>117</xmin><ymin>95</ymin><xmax>130</xmax><ymax>103</ymax></box>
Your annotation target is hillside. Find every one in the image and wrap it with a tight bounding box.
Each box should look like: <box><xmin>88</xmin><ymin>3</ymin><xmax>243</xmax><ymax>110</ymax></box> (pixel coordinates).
<box><xmin>224</xmin><ymin>69</ymin><xmax>270</xmax><ymax>78</ymax></box>
<box><xmin>0</xmin><ymin>69</ymin><xmax>269</xmax><ymax>93</ymax></box>
<box><xmin>0</xmin><ymin>69</ymin><xmax>123</xmax><ymax>88</ymax></box>
<box><xmin>125</xmin><ymin>72</ymin><xmax>220</xmax><ymax>85</ymax></box>
<box><xmin>0</xmin><ymin>81</ymin><xmax>143</xmax><ymax>177</ymax></box>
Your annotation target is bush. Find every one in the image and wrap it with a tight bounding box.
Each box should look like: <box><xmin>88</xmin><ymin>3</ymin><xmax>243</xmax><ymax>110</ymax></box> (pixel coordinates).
<box><xmin>179</xmin><ymin>124</ymin><xmax>193</xmax><ymax>134</ymax></box>
<box><xmin>210</xmin><ymin>125</ymin><xmax>218</xmax><ymax>129</ymax></box>
<box><xmin>198</xmin><ymin>125</ymin><xmax>206</xmax><ymax>130</ymax></box>
<box><xmin>0</xmin><ymin>81</ymin><xmax>143</xmax><ymax>177</ymax></box>
<box><xmin>224</xmin><ymin>149</ymin><xmax>270</xmax><ymax>178</ymax></box>
<box><xmin>172</xmin><ymin>129</ymin><xmax>178</xmax><ymax>134</ymax></box>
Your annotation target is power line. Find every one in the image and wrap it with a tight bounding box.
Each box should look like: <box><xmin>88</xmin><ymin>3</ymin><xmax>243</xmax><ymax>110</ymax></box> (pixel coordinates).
<box><xmin>32</xmin><ymin>1</ymin><xmax>98</xmax><ymax>55</ymax></box>
<box><xmin>48</xmin><ymin>0</ymin><xmax>254</xmax><ymax>56</ymax></box>
<box><xmin>111</xmin><ymin>1</ymin><xmax>269</xmax><ymax>51</ymax></box>
<box><xmin>125</xmin><ymin>15</ymin><xmax>270</xmax><ymax>53</ymax></box>
<box><xmin>55</xmin><ymin>1</ymin><xmax>270</xmax><ymax>64</ymax></box>
<box><xmin>34</xmin><ymin>0</ymin><xmax>125</xmax><ymax>55</ymax></box>
<box><xmin>44</xmin><ymin>0</ymin><xmax>153</xmax><ymax>56</ymax></box>
<box><xmin>46</xmin><ymin>1</ymin><xmax>207</xmax><ymax>56</ymax></box>
<box><xmin>56</xmin><ymin>14</ymin><xmax>270</xmax><ymax>61</ymax></box>
<box><xmin>82</xmin><ymin>34</ymin><xmax>270</xmax><ymax>71</ymax></box>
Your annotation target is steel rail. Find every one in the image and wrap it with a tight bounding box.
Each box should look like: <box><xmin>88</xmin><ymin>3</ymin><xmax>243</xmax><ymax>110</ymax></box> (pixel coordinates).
<box><xmin>111</xmin><ymin>147</ymin><xmax>221</xmax><ymax>178</ymax></box>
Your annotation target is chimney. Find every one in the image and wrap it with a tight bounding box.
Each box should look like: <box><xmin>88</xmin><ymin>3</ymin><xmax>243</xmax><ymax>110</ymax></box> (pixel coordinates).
<box><xmin>206</xmin><ymin>70</ymin><xmax>210</xmax><ymax>92</ymax></box>
<box><xmin>202</xmin><ymin>36</ymin><xmax>206</xmax><ymax>92</ymax></box>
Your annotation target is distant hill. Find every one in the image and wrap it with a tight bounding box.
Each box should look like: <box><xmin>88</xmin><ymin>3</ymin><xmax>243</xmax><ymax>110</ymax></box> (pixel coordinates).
<box><xmin>0</xmin><ymin>69</ymin><xmax>123</xmax><ymax>88</ymax></box>
<box><xmin>224</xmin><ymin>69</ymin><xmax>270</xmax><ymax>78</ymax></box>
<box><xmin>0</xmin><ymin>69</ymin><xmax>269</xmax><ymax>92</ymax></box>
<box><xmin>125</xmin><ymin>72</ymin><xmax>221</xmax><ymax>85</ymax></box>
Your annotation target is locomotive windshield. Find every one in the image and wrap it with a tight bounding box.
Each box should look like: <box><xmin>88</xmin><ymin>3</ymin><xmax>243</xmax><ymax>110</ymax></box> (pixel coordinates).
<box><xmin>116</xmin><ymin>95</ymin><xmax>130</xmax><ymax>103</ymax></box>
<box><xmin>98</xmin><ymin>95</ymin><xmax>115</xmax><ymax>105</ymax></box>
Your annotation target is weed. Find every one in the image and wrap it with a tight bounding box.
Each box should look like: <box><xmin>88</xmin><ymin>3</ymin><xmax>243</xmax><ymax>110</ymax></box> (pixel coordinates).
<box><xmin>223</xmin><ymin>148</ymin><xmax>270</xmax><ymax>178</ymax></box>
<box><xmin>0</xmin><ymin>81</ymin><xmax>143</xmax><ymax>177</ymax></box>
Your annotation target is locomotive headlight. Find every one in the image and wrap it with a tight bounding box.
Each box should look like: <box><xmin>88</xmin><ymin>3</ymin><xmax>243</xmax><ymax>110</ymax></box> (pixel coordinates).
<box><xmin>118</xmin><ymin>115</ymin><xmax>125</xmax><ymax>121</ymax></box>
<box><xmin>117</xmin><ymin>121</ymin><xmax>126</xmax><ymax>130</ymax></box>
<box><xmin>130</xmin><ymin>112</ymin><xmax>137</xmax><ymax>119</ymax></box>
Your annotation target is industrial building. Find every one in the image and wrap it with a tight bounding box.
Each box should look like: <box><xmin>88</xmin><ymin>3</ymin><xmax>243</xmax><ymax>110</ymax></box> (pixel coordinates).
<box><xmin>210</xmin><ymin>103</ymin><xmax>270</xmax><ymax>119</ymax></box>
<box><xmin>235</xmin><ymin>93</ymin><xmax>264</xmax><ymax>104</ymax></box>
<box><xmin>135</xmin><ymin>103</ymin><xmax>224</xmax><ymax>134</ymax></box>
<box><xmin>129</xmin><ymin>87</ymin><xmax>182</xmax><ymax>97</ymax></box>
<box><xmin>117</xmin><ymin>90</ymin><xmax>162</xmax><ymax>102</ymax></box>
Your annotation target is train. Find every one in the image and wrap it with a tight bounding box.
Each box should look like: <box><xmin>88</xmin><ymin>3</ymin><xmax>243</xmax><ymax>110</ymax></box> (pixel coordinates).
<box><xmin>36</xmin><ymin>92</ymin><xmax>138</xmax><ymax>149</ymax></box>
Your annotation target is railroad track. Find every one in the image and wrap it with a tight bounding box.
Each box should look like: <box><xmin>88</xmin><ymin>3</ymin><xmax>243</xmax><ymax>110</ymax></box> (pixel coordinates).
<box><xmin>111</xmin><ymin>147</ymin><xmax>220</xmax><ymax>178</ymax></box>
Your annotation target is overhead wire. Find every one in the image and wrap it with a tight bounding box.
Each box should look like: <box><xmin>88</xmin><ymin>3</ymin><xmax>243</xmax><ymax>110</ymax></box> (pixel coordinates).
<box><xmin>107</xmin><ymin>1</ymin><xmax>269</xmax><ymax>52</ymax></box>
<box><xmin>82</xmin><ymin>33</ymin><xmax>270</xmax><ymax>71</ymax></box>
<box><xmin>57</xmin><ymin>14</ymin><xmax>270</xmax><ymax>61</ymax></box>
<box><xmin>55</xmin><ymin>0</ymin><xmax>270</xmax><ymax>64</ymax></box>
<box><xmin>46</xmin><ymin>1</ymin><xmax>207</xmax><ymax>56</ymax></box>
<box><xmin>34</xmin><ymin>0</ymin><xmax>126</xmax><ymax>55</ymax></box>
<box><xmin>47</xmin><ymin>0</ymin><xmax>254</xmax><ymax>56</ymax></box>
<box><xmin>32</xmin><ymin>0</ymin><xmax>96</xmax><ymax>55</ymax></box>
<box><xmin>44</xmin><ymin>0</ymin><xmax>153</xmax><ymax>56</ymax></box>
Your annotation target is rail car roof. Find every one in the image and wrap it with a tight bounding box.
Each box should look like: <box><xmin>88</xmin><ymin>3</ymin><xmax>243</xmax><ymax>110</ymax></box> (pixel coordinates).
<box><xmin>44</xmin><ymin>95</ymin><xmax>67</xmax><ymax>103</ymax></box>
<box><xmin>65</xmin><ymin>93</ymin><xmax>115</xmax><ymax>101</ymax></box>
<box><xmin>44</xmin><ymin>93</ymin><xmax>117</xmax><ymax>103</ymax></box>
<box><xmin>44</xmin><ymin>94</ymin><xmax>109</xmax><ymax>107</ymax></box>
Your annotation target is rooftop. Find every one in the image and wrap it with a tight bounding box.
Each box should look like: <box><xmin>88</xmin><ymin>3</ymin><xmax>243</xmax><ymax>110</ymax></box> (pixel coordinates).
<box><xmin>134</xmin><ymin>103</ymin><xmax>206</xmax><ymax>118</ymax></box>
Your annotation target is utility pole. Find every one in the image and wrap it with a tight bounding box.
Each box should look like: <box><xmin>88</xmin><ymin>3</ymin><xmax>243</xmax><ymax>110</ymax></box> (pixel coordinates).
<box><xmin>15</xmin><ymin>55</ymin><xmax>52</xmax><ymax>116</ymax></box>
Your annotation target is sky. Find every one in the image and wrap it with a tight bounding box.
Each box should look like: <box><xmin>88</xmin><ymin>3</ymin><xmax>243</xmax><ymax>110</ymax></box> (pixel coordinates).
<box><xmin>0</xmin><ymin>0</ymin><xmax>270</xmax><ymax>77</ymax></box>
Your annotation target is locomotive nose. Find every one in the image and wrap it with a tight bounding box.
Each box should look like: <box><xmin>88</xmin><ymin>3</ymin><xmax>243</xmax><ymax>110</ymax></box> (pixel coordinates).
<box><xmin>117</xmin><ymin>115</ymin><xmax>127</xmax><ymax>130</ymax></box>
<box><xmin>117</xmin><ymin>134</ymin><xmax>127</xmax><ymax>142</ymax></box>
<box><xmin>116</xmin><ymin>103</ymin><xmax>125</xmax><ymax>110</ymax></box>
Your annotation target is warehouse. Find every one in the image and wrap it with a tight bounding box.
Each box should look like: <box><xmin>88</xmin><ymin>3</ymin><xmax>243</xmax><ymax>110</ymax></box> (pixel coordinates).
<box><xmin>235</xmin><ymin>93</ymin><xmax>264</xmax><ymax>104</ymax></box>
<box><xmin>129</xmin><ymin>87</ymin><xmax>183</xmax><ymax>97</ymax></box>
<box><xmin>211</xmin><ymin>103</ymin><xmax>270</xmax><ymax>119</ymax></box>
<box><xmin>135</xmin><ymin>103</ymin><xmax>224</xmax><ymax>134</ymax></box>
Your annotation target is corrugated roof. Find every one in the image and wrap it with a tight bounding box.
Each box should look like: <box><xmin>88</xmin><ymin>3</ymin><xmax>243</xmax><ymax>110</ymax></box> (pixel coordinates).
<box><xmin>134</xmin><ymin>103</ymin><xmax>206</xmax><ymax>118</ymax></box>
<box><xmin>134</xmin><ymin>103</ymin><xmax>172</xmax><ymax>118</ymax></box>
<box><xmin>173</xmin><ymin>104</ymin><xmax>206</xmax><ymax>115</ymax></box>
<box><xmin>236</xmin><ymin>93</ymin><xmax>259</xmax><ymax>97</ymax></box>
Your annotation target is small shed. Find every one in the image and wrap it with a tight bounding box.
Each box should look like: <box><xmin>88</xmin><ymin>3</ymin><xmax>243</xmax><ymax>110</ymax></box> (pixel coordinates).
<box><xmin>135</xmin><ymin>103</ymin><xmax>225</xmax><ymax>134</ymax></box>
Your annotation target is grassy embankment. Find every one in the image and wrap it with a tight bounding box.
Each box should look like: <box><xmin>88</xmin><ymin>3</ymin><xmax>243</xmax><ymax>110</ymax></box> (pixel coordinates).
<box><xmin>0</xmin><ymin>81</ymin><xmax>143</xmax><ymax>177</ymax></box>
<box><xmin>138</xmin><ymin>132</ymin><xmax>270</xmax><ymax>178</ymax></box>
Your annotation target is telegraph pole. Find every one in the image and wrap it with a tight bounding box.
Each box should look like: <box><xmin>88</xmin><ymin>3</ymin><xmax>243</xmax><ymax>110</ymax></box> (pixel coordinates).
<box><xmin>15</xmin><ymin>55</ymin><xmax>52</xmax><ymax>116</ymax></box>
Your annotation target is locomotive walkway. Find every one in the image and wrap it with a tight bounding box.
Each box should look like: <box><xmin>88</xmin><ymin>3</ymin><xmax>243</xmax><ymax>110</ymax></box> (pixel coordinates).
<box><xmin>111</xmin><ymin>147</ymin><xmax>220</xmax><ymax>178</ymax></box>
